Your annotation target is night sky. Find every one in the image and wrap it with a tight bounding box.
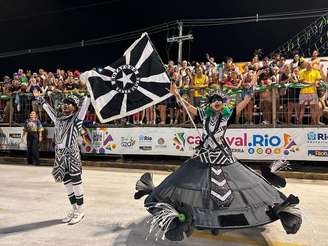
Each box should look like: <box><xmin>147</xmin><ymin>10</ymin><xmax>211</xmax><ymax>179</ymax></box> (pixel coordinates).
<box><xmin>0</xmin><ymin>0</ymin><xmax>327</xmax><ymax>76</ymax></box>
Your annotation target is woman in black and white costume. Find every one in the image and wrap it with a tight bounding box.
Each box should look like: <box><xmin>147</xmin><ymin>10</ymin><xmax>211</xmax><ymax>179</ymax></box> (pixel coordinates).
<box><xmin>134</xmin><ymin>83</ymin><xmax>302</xmax><ymax>241</ymax></box>
<box><xmin>35</xmin><ymin>91</ymin><xmax>90</xmax><ymax>225</ymax></box>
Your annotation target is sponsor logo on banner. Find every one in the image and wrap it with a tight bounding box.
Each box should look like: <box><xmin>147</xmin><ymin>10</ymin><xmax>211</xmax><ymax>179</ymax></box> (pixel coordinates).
<box><xmin>308</xmin><ymin>150</ymin><xmax>328</xmax><ymax>157</ymax></box>
<box><xmin>173</xmin><ymin>132</ymin><xmax>186</xmax><ymax>151</ymax></box>
<box><xmin>7</xmin><ymin>132</ymin><xmax>21</xmax><ymax>149</ymax></box>
<box><xmin>121</xmin><ymin>137</ymin><xmax>136</xmax><ymax>148</ymax></box>
<box><xmin>307</xmin><ymin>131</ymin><xmax>328</xmax><ymax>144</ymax></box>
<box><xmin>139</xmin><ymin>135</ymin><xmax>153</xmax><ymax>151</ymax></box>
<box><xmin>139</xmin><ymin>135</ymin><xmax>152</xmax><ymax>143</ymax></box>
<box><xmin>86</xmin><ymin>129</ymin><xmax>117</xmax><ymax>153</ymax></box>
<box><xmin>139</xmin><ymin>146</ymin><xmax>152</xmax><ymax>151</ymax></box>
<box><xmin>226</xmin><ymin>133</ymin><xmax>299</xmax><ymax>155</ymax></box>
<box><xmin>0</xmin><ymin>131</ymin><xmax>22</xmax><ymax>149</ymax></box>
<box><xmin>155</xmin><ymin>137</ymin><xmax>167</xmax><ymax>149</ymax></box>
<box><xmin>9</xmin><ymin>133</ymin><xmax>21</xmax><ymax>139</ymax></box>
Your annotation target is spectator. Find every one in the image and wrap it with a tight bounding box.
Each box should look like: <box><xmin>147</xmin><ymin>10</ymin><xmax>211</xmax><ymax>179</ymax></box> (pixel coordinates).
<box><xmin>286</xmin><ymin>68</ymin><xmax>301</xmax><ymax>124</ymax></box>
<box><xmin>279</xmin><ymin>65</ymin><xmax>292</xmax><ymax>124</ymax></box>
<box><xmin>223</xmin><ymin>57</ymin><xmax>234</xmax><ymax>74</ymax></box>
<box><xmin>158</xmin><ymin>61</ymin><xmax>174</xmax><ymax>124</ymax></box>
<box><xmin>2</xmin><ymin>80</ymin><xmax>13</xmax><ymax>123</ymax></box>
<box><xmin>206</xmin><ymin>53</ymin><xmax>217</xmax><ymax>68</ymax></box>
<box><xmin>317</xmin><ymin>88</ymin><xmax>328</xmax><ymax>124</ymax></box>
<box><xmin>261</xmin><ymin>56</ymin><xmax>271</xmax><ymax>70</ymax></box>
<box><xmin>145</xmin><ymin>106</ymin><xmax>156</xmax><ymax>125</ymax></box>
<box><xmin>290</xmin><ymin>53</ymin><xmax>300</xmax><ymax>71</ymax></box>
<box><xmin>179</xmin><ymin>60</ymin><xmax>189</xmax><ymax>77</ymax></box>
<box><xmin>259</xmin><ymin>68</ymin><xmax>272</xmax><ymax>125</ymax></box>
<box><xmin>298</xmin><ymin>62</ymin><xmax>322</xmax><ymax>124</ymax></box>
<box><xmin>22</xmin><ymin>111</ymin><xmax>43</xmax><ymax>165</ymax></box>
<box><xmin>249</xmin><ymin>56</ymin><xmax>260</xmax><ymax>71</ymax></box>
<box><xmin>179</xmin><ymin>68</ymin><xmax>193</xmax><ymax>124</ymax></box>
<box><xmin>311</xmin><ymin>50</ymin><xmax>320</xmax><ymax>70</ymax></box>
<box><xmin>277</xmin><ymin>56</ymin><xmax>286</xmax><ymax>69</ymax></box>
<box><xmin>223</xmin><ymin>71</ymin><xmax>242</xmax><ymax>90</ymax></box>
<box><xmin>192</xmin><ymin>66</ymin><xmax>208</xmax><ymax>107</ymax></box>
<box><xmin>270</xmin><ymin>53</ymin><xmax>281</xmax><ymax>68</ymax></box>
<box><xmin>208</xmin><ymin>72</ymin><xmax>219</xmax><ymax>88</ymax></box>
<box><xmin>317</xmin><ymin>88</ymin><xmax>328</xmax><ymax>125</ymax></box>
<box><xmin>240</xmin><ymin>70</ymin><xmax>259</xmax><ymax>124</ymax></box>
<box><xmin>132</xmin><ymin>111</ymin><xmax>142</xmax><ymax>125</ymax></box>
<box><xmin>19</xmin><ymin>72</ymin><xmax>29</xmax><ymax>87</ymax></box>
<box><xmin>65</xmin><ymin>71</ymin><xmax>79</xmax><ymax>91</ymax></box>
<box><xmin>27</xmin><ymin>77</ymin><xmax>43</xmax><ymax>121</ymax></box>
<box><xmin>169</xmin><ymin>68</ymin><xmax>181</xmax><ymax>124</ymax></box>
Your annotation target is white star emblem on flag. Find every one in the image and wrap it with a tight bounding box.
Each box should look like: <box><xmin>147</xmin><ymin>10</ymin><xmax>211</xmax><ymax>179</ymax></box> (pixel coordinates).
<box><xmin>80</xmin><ymin>33</ymin><xmax>172</xmax><ymax>123</ymax></box>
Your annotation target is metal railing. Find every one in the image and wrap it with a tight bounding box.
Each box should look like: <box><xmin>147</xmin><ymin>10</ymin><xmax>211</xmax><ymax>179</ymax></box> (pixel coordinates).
<box><xmin>0</xmin><ymin>85</ymin><xmax>327</xmax><ymax>128</ymax></box>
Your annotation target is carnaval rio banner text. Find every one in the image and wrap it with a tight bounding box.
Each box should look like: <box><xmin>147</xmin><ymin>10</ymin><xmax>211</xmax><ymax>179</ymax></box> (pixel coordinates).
<box><xmin>1</xmin><ymin>127</ymin><xmax>328</xmax><ymax>161</ymax></box>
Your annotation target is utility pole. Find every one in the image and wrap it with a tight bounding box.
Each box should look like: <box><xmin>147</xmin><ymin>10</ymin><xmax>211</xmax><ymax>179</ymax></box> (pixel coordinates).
<box><xmin>167</xmin><ymin>21</ymin><xmax>193</xmax><ymax>65</ymax></box>
<box><xmin>178</xmin><ymin>21</ymin><xmax>183</xmax><ymax>64</ymax></box>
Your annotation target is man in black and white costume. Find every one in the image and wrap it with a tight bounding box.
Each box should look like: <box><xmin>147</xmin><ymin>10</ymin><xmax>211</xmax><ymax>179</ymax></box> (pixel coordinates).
<box><xmin>35</xmin><ymin>91</ymin><xmax>90</xmax><ymax>225</ymax></box>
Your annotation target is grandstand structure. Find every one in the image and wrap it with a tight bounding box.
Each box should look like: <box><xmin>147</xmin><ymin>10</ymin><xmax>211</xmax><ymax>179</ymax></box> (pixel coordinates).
<box><xmin>270</xmin><ymin>12</ymin><xmax>328</xmax><ymax>58</ymax></box>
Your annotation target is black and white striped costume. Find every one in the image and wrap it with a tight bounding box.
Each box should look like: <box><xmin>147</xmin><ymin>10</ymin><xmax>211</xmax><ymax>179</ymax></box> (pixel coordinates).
<box><xmin>143</xmin><ymin>103</ymin><xmax>302</xmax><ymax>234</ymax></box>
<box><xmin>193</xmin><ymin>107</ymin><xmax>236</xmax><ymax>207</ymax></box>
<box><xmin>38</xmin><ymin>96</ymin><xmax>90</xmax><ymax>207</ymax></box>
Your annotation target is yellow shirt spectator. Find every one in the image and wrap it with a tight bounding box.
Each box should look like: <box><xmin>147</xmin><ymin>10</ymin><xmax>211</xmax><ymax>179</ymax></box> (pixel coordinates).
<box><xmin>193</xmin><ymin>66</ymin><xmax>208</xmax><ymax>98</ymax></box>
<box><xmin>299</xmin><ymin>68</ymin><xmax>321</xmax><ymax>94</ymax></box>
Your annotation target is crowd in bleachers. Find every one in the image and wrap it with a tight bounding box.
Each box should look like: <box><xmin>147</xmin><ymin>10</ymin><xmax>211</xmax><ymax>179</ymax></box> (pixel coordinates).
<box><xmin>0</xmin><ymin>68</ymin><xmax>90</xmax><ymax>124</ymax></box>
<box><xmin>1</xmin><ymin>49</ymin><xmax>328</xmax><ymax>126</ymax></box>
<box><xmin>162</xmin><ymin>50</ymin><xmax>328</xmax><ymax>126</ymax></box>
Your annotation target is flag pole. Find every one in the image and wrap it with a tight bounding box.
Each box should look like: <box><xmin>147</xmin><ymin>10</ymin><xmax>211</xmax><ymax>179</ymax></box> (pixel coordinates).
<box><xmin>172</xmin><ymin>91</ymin><xmax>202</xmax><ymax>138</ymax></box>
<box><xmin>145</xmin><ymin>32</ymin><xmax>201</xmax><ymax>137</ymax></box>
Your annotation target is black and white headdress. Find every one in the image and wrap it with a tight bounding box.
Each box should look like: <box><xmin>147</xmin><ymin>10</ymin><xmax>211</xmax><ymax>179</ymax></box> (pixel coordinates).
<box><xmin>207</xmin><ymin>90</ymin><xmax>229</xmax><ymax>104</ymax></box>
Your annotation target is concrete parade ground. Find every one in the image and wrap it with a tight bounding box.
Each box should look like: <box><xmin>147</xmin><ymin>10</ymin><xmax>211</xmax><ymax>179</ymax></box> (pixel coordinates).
<box><xmin>0</xmin><ymin>164</ymin><xmax>327</xmax><ymax>246</ymax></box>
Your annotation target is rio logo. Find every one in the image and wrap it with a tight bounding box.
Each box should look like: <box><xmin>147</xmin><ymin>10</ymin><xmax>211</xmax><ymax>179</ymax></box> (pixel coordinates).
<box><xmin>226</xmin><ymin>133</ymin><xmax>298</xmax><ymax>155</ymax></box>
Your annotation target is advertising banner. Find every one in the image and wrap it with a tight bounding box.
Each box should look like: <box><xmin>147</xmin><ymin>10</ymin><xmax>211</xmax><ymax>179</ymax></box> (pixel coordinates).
<box><xmin>0</xmin><ymin>127</ymin><xmax>55</xmax><ymax>151</ymax></box>
<box><xmin>78</xmin><ymin>127</ymin><xmax>328</xmax><ymax>161</ymax></box>
<box><xmin>0</xmin><ymin>127</ymin><xmax>24</xmax><ymax>150</ymax></box>
<box><xmin>1</xmin><ymin>127</ymin><xmax>328</xmax><ymax>161</ymax></box>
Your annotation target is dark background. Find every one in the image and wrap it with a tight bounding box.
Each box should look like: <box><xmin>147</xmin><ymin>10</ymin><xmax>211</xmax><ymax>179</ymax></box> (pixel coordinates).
<box><xmin>0</xmin><ymin>0</ymin><xmax>327</xmax><ymax>76</ymax></box>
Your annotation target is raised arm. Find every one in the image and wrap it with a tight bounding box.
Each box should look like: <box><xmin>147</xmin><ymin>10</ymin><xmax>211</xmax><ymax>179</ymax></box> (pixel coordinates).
<box><xmin>319</xmin><ymin>65</ymin><xmax>327</xmax><ymax>82</ymax></box>
<box><xmin>33</xmin><ymin>91</ymin><xmax>57</xmax><ymax>123</ymax></box>
<box><xmin>250</xmin><ymin>70</ymin><xmax>261</xmax><ymax>87</ymax></box>
<box><xmin>77</xmin><ymin>96</ymin><xmax>91</xmax><ymax>120</ymax></box>
<box><xmin>235</xmin><ymin>96</ymin><xmax>252</xmax><ymax>116</ymax></box>
<box><xmin>223</xmin><ymin>95</ymin><xmax>251</xmax><ymax>126</ymax></box>
<box><xmin>170</xmin><ymin>83</ymin><xmax>197</xmax><ymax>116</ymax></box>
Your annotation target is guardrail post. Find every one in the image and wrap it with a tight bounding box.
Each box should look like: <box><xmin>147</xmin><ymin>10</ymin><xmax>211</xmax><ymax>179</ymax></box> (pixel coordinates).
<box><xmin>272</xmin><ymin>87</ymin><xmax>277</xmax><ymax>128</ymax></box>
<box><xmin>9</xmin><ymin>96</ymin><xmax>13</xmax><ymax>127</ymax></box>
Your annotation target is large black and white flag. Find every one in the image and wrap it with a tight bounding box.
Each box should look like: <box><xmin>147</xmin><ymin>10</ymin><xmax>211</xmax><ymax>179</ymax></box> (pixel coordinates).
<box><xmin>80</xmin><ymin>33</ymin><xmax>171</xmax><ymax>123</ymax></box>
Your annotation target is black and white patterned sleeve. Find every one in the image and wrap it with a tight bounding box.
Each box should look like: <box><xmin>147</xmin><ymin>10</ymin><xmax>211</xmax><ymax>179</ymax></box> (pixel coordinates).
<box><xmin>197</xmin><ymin>107</ymin><xmax>206</xmax><ymax>122</ymax></box>
<box><xmin>77</xmin><ymin>96</ymin><xmax>91</xmax><ymax>121</ymax></box>
<box><xmin>36</xmin><ymin>96</ymin><xmax>58</xmax><ymax>123</ymax></box>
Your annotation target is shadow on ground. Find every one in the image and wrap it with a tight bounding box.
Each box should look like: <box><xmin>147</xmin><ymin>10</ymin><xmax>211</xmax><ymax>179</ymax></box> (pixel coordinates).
<box><xmin>0</xmin><ymin>219</ymin><xmax>62</xmax><ymax>235</ymax></box>
<box><xmin>112</xmin><ymin>217</ymin><xmax>272</xmax><ymax>246</ymax></box>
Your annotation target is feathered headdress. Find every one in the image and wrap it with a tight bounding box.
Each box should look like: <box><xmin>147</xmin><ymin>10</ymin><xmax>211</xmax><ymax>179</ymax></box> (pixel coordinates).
<box><xmin>207</xmin><ymin>90</ymin><xmax>229</xmax><ymax>104</ymax></box>
<box><xmin>63</xmin><ymin>95</ymin><xmax>80</xmax><ymax>108</ymax></box>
